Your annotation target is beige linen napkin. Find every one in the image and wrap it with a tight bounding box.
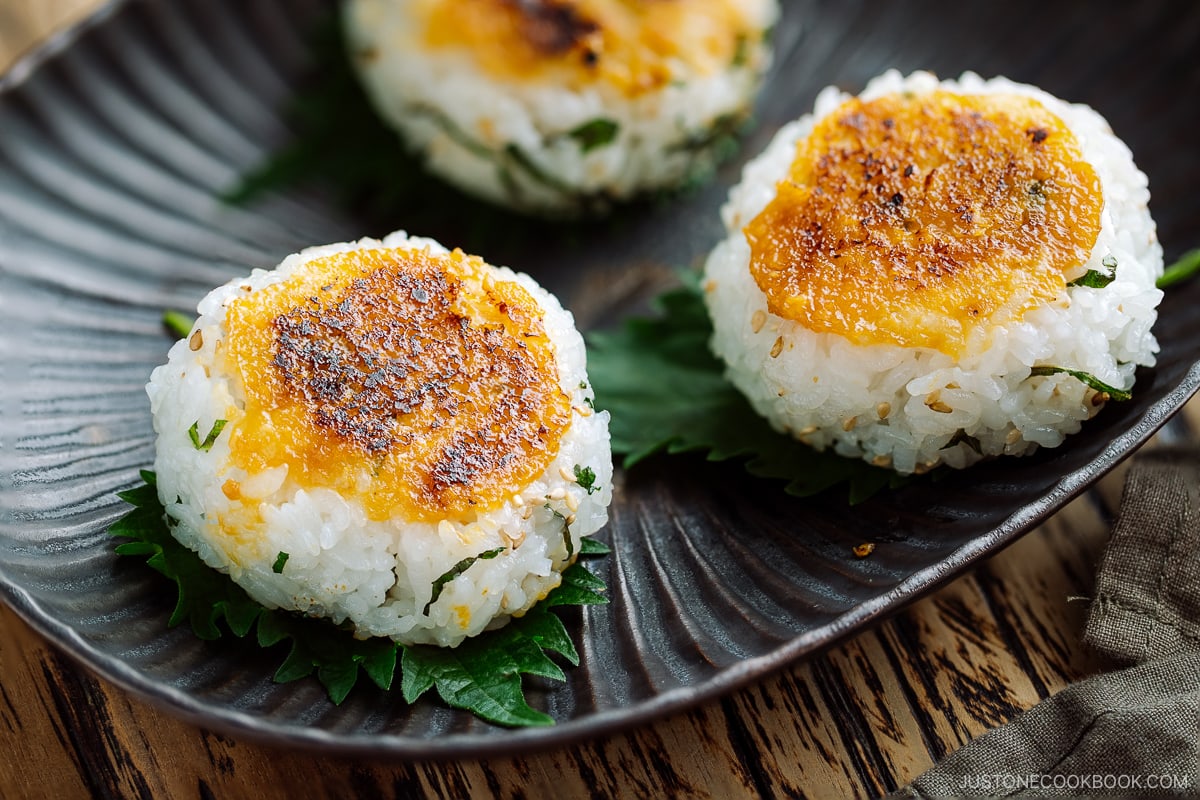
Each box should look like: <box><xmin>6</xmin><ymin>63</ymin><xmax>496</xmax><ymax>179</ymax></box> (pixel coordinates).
<box><xmin>892</xmin><ymin>449</ymin><xmax>1200</xmax><ymax>798</ymax></box>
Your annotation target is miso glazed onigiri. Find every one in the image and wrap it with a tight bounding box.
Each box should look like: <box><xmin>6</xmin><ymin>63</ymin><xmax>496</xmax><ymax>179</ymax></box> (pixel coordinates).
<box><xmin>703</xmin><ymin>70</ymin><xmax>1163</xmax><ymax>474</ymax></box>
<box><xmin>146</xmin><ymin>232</ymin><xmax>613</xmax><ymax>647</ymax></box>
<box><xmin>342</xmin><ymin>0</ymin><xmax>780</xmax><ymax>215</ymax></box>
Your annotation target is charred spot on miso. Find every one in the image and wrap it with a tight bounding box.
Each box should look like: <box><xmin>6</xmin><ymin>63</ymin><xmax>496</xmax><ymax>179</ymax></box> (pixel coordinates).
<box><xmin>420</xmin><ymin>0</ymin><xmax>765</xmax><ymax>98</ymax></box>
<box><xmin>744</xmin><ymin>89</ymin><xmax>1102</xmax><ymax>355</ymax></box>
<box><xmin>508</xmin><ymin>0</ymin><xmax>598</xmax><ymax>56</ymax></box>
<box><xmin>224</xmin><ymin>247</ymin><xmax>572</xmax><ymax>521</ymax></box>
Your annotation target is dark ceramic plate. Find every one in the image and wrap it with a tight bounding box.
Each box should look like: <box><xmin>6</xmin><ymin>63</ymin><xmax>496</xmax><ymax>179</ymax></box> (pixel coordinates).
<box><xmin>1</xmin><ymin>0</ymin><xmax>1198</xmax><ymax>758</ymax></box>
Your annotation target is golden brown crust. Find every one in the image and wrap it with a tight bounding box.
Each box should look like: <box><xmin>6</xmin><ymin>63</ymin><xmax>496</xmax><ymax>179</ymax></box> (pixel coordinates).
<box><xmin>421</xmin><ymin>0</ymin><xmax>759</xmax><ymax>95</ymax></box>
<box><xmin>503</xmin><ymin>0</ymin><xmax>598</xmax><ymax>57</ymax></box>
<box><xmin>224</xmin><ymin>247</ymin><xmax>570</xmax><ymax>522</ymax></box>
<box><xmin>745</xmin><ymin>90</ymin><xmax>1103</xmax><ymax>355</ymax></box>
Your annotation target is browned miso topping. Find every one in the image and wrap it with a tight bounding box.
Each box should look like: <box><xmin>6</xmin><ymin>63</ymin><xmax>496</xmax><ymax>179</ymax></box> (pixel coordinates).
<box><xmin>223</xmin><ymin>247</ymin><xmax>571</xmax><ymax>522</ymax></box>
<box><xmin>745</xmin><ymin>90</ymin><xmax>1103</xmax><ymax>355</ymax></box>
<box><xmin>421</xmin><ymin>0</ymin><xmax>757</xmax><ymax>96</ymax></box>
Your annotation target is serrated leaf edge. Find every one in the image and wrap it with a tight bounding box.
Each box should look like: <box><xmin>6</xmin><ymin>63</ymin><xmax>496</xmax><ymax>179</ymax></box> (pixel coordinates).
<box><xmin>108</xmin><ymin>472</ymin><xmax>607</xmax><ymax>726</ymax></box>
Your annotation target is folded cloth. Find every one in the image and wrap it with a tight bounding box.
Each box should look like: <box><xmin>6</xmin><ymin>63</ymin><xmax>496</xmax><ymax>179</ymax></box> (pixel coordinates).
<box><xmin>891</xmin><ymin>449</ymin><xmax>1200</xmax><ymax>798</ymax></box>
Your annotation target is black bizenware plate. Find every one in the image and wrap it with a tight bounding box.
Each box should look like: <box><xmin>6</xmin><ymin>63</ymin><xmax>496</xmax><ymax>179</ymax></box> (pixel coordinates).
<box><xmin>1</xmin><ymin>0</ymin><xmax>1198</xmax><ymax>757</ymax></box>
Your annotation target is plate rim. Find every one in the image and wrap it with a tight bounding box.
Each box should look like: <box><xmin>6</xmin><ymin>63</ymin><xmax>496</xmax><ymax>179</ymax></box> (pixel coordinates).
<box><xmin>4</xmin><ymin>370</ymin><xmax>1196</xmax><ymax>760</ymax></box>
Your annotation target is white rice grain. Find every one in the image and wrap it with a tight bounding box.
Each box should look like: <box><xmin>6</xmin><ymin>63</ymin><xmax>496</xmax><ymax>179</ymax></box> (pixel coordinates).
<box><xmin>343</xmin><ymin>0</ymin><xmax>779</xmax><ymax>215</ymax></box>
<box><xmin>147</xmin><ymin>231</ymin><xmax>613</xmax><ymax>647</ymax></box>
<box><xmin>704</xmin><ymin>70</ymin><xmax>1163</xmax><ymax>473</ymax></box>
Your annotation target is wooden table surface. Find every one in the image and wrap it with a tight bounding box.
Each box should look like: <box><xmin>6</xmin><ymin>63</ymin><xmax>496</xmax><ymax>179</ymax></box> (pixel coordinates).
<box><xmin>0</xmin><ymin>3</ymin><xmax>1193</xmax><ymax>798</ymax></box>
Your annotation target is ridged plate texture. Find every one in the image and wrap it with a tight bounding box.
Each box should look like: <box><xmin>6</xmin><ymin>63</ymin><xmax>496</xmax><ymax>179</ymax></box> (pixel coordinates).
<box><xmin>1</xmin><ymin>0</ymin><xmax>1198</xmax><ymax>757</ymax></box>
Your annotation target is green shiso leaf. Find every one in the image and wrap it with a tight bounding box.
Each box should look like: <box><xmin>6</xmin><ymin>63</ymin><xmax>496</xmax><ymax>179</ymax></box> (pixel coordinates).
<box><xmin>401</xmin><ymin>583</ymin><xmax>593</xmax><ymax>727</ymax></box>
<box><xmin>587</xmin><ymin>249</ymin><xmax>1200</xmax><ymax>498</ymax></box>
<box><xmin>221</xmin><ymin>11</ymin><xmax>532</xmax><ymax>240</ymax></box>
<box><xmin>423</xmin><ymin>547</ymin><xmax>506</xmax><ymax>616</ymax></box>
<box><xmin>731</xmin><ymin>33</ymin><xmax>750</xmax><ymax>68</ymax></box>
<box><xmin>108</xmin><ymin>472</ymin><xmax>607</xmax><ymax>726</ymax></box>
<box><xmin>578</xmin><ymin>537</ymin><xmax>611</xmax><ymax>556</ymax></box>
<box><xmin>221</xmin><ymin>11</ymin><xmax>628</xmax><ymax>239</ymax></box>
<box><xmin>162</xmin><ymin>310</ymin><xmax>195</xmax><ymax>339</ymax></box>
<box><xmin>222</xmin><ymin>12</ymin><xmax>430</xmax><ymax>221</ymax></box>
<box><xmin>1157</xmin><ymin>248</ymin><xmax>1200</xmax><ymax>289</ymax></box>
<box><xmin>567</xmin><ymin>118</ymin><xmax>620</xmax><ymax>153</ymax></box>
<box><xmin>188</xmin><ymin>420</ymin><xmax>227</xmax><ymax>452</ymax></box>
<box><xmin>255</xmin><ymin>611</ymin><xmax>398</xmax><ymax>703</ymax></box>
<box><xmin>586</xmin><ymin>273</ymin><xmax>907</xmax><ymax>502</ymax></box>
<box><xmin>1068</xmin><ymin>269</ymin><xmax>1115</xmax><ymax>288</ymax></box>
<box><xmin>543</xmin><ymin>504</ymin><xmax>574</xmax><ymax>560</ymax></box>
<box><xmin>942</xmin><ymin>430</ymin><xmax>984</xmax><ymax>456</ymax></box>
<box><xmin>542</xmin><ymin>561</ymin><xmax>609</xmax><ymax>608</ymax></box>
<box><xmin>108</xmin><ymin>493</ymin><xmax>261</xmax><ymax>640</ymax></box>
<box><xmin>573</xmin><ymin>464</ymin><xmax>599</xmax><ymax>494</ymax></box>
<box><xmin>1028</xmin><ymin>366</ymin><xmax>1132</xmax><ymax>401</ymax></box>
<box><xmin>223</xmin><ymin>12</ymin><xmax>751</xmax><ymax>231</ymax></box>
<box><xmin>401</xmin><ymin>614</ymin><xmax>556</xmax><ymax>727</ymax></box>
<box><xmin>1067</xmin><ymin>254</ymin><xmax>1117</xmax><ymax>288</ymax></box>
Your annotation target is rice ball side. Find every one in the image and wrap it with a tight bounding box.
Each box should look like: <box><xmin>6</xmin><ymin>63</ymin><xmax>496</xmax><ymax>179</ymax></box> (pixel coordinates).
<box><xmin>147</xmin><ymin>231</ymin><xmax>612</xmax><ymax>647</ymax></box>
<box><xmin>703</xmin><ymin>70</ymin><xmax>1163</xmax><ymax>474</ymax></box>
<box><xmin>343</xmin><ymin>0</ymin><xmax>779</xmax><ymax>216</ymax></box>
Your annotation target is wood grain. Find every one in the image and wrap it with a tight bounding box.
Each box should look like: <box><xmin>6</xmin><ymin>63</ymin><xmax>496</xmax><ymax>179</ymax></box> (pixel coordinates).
<box><xmin>0</xmin><ymin>3</ymin><xmax>1193</xmax><ymax>799</ymax></box>
<box><xmin>0</xmin><ymin>450</ymin><xmax>1147</xmax><ymax>799</ymax></box>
